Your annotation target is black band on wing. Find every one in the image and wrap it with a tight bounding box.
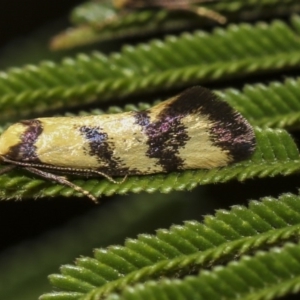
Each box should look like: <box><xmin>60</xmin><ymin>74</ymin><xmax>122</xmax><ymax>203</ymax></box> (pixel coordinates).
<box><xmin>134</xmin><ymin>105</ymin><xmax>190</xmax><ymax>172</ymax></box>
<box><xmin>79</xmin><ymin>125</ymin><xmax>130</xmax><ymax>176</ymax></box>
<box><xmin>6</xmin><ymin>119</ymin><xmax>43</xmax><ymax>162</ymax></box>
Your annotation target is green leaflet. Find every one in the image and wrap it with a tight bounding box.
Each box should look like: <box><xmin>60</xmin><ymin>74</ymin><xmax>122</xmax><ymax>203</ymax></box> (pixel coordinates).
<box><xmin>220</xmin><ymin>77</ymin><xmax>300</xmax><ymax>129</ymax></box>
<box><xmin>0</xmin><ymin>127</ymin><xmax>298</xmax><ymax>201</ymax></box>
<box><xmin>2</xmin><ymin>16</ymin><xmax>300</xmax><ymax>121</ymax></box>
<box><xmin>40</xmin><ymin>192</ymin><xmax>300</xmax><ymax>300</ymax></box>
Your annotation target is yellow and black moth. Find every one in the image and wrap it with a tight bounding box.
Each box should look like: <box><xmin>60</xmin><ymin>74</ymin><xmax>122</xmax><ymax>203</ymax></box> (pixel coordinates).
<box><xmin>0</xmin><ymin>86</ymin><xmax>255</xmax><ymax>202</ymax></box>
<box><xmin>112</xmin><ymin>0</ymin><xmax>226</xmax><ymax>24</ymax></box>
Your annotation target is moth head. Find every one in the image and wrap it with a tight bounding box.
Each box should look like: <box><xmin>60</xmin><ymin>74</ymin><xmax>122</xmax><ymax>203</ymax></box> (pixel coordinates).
<box><xmin>0</xmin><ymin>122</ymin><xmax>27</xmax><ymax>159</ymax></box>
<box><xmin>0</xmin><ymin>119</ymin><xmax>42</xmax><ymax>162</ymax></box>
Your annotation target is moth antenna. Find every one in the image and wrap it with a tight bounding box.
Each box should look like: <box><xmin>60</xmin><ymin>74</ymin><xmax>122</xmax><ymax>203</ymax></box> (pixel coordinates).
<box><xmin>24</xmin><ymin>166</ymin><xmax>98</xmax><ymax>203</ymax></box>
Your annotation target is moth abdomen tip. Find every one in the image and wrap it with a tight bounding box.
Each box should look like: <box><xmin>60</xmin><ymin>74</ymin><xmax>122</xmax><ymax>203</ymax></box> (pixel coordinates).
<box><xmin>209</xmin><ymin>107</ymin><xmax>256</xmax><ymax>163</ymax></box>
<box><xmin>179</xmin><ymin>86</ymin><xmax>256</xmax><ymax>163</ymax></box>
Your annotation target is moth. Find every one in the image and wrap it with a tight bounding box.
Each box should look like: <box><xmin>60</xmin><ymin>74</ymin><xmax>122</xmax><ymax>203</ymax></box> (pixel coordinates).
<box><xmin>0</xmin><ymin>86</ymin><xmax>255</xmax><ymax>202</ymax></box>
<box><xmin>112</xmin><ymin>0</ymin><xmax>226</xmax><ymax>24</ymax></box>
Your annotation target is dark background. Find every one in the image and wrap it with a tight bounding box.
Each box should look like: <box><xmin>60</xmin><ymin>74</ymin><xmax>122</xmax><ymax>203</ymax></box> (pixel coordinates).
<box><xmin>0</xmin><ymin>0</ymin><xmax>82</xmax><ymax>48</ymax></box>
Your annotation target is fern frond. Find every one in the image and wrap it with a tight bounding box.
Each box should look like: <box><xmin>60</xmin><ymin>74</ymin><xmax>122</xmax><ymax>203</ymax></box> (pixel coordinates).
<box><xmin>0</xmin><ymin>127</ymin><xmax>298</xmax><ymax>201</ymax></box>
<box><xmin>95</xmin><ymin>243</ymin><xmax>300</xmax><ymax>300</ymax></box>
<box><xmin>52</xmin><ymin>0</ymin><xmax>300</xmax><ymax>50</ymax></box>
<box><xmin>71</xmin><ymin>0</ymin><xmax>300</xmax><ymax>26</ymax></box>
<box><xmin>2</xmin><ymin>16</ymin><xmax>300</xmax><ymax>121</ymax></box>
<box><xmin>40</xmin><ymin>192</ymin><xmax>300</xmax><ymax>300</ymax></box>
<box><xmin>50</xmin><ymin>10</ymin><xmax>169</xmax><ymax>51</ymax></box>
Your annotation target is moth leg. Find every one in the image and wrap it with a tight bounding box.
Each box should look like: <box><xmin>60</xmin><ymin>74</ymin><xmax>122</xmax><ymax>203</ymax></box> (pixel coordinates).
<box><xmin>84</xmin><ymin>169</ymin><xmax>128</xmax><ymax>184</ymax></box>
<box><xmin>0</xmin><ymin>165</ymin><xmax>16</xmax><ymax>175</ymax></box>
<box><xmin>24</xmin><ymin>167</ymin><xmax>98</xmax><ymax>203</ymax></box>
<box><xmin>119</xmin><ymin>175</ymin><xmax>128</xmax><ymax>184</ymax></box>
